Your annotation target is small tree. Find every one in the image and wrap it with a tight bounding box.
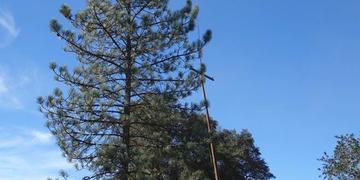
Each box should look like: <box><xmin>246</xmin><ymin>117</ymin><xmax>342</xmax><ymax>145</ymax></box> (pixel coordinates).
<box><xmin>319</xmin><ymin>134</ymin><xmax>360</xmax><ymax>180</ymax></box>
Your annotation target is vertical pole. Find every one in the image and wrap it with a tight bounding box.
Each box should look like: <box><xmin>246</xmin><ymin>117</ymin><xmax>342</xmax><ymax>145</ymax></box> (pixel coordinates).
<box><xmin>195</xmin><ymin>1</ymin><xmax>220</xmax><ymax>179</ymax></box>
<box><xmin>198</xmin><ymin>48</ymin><xmax>220</xmax><ymax>180</ymax></box>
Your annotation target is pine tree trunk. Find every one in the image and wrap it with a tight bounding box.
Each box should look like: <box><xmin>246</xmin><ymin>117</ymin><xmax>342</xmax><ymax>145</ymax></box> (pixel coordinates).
<box><xmin>122</xmin><ymin>2</ymin><xmax>133</xmax><ymax>179</ymax></box>
<box><xmin>123</xmin><ymin>36</ymin><xmax>132</xmax><ymax>180</ymax></box>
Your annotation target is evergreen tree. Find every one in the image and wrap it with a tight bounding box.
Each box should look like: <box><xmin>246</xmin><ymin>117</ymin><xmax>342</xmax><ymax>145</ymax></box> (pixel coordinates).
<box><xmin>39</xmin><ymin>0</ymin><xmax>208</xmax><ymax>179</ymax></box>
<box><xmin>174</xmin><ymin>117</ymin><xmax>275</xmax><ymax>180</ymax></box>
<box><xmin>38</xmin><ymin>0</ymin><xmax>274</xmax><ymax>179</ymax></box>
<box><xmin>319</xmin><ymin>134</ymin><xmax>360</xmax><ymax>180</ymax></box>
<box><xmin>215</xmin><ymin>129</ymin><xmax>274</xmax><ymax>180</ymax></box>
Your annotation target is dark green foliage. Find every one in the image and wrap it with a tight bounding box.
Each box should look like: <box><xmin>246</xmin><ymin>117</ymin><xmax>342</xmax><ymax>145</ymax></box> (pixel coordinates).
<box><xmin>175</xmin><ymin>119</ymin><xmax>275</xmax><ymax>180</ymax></box>
<box><xmin>39</xmin><ymin>0</ymin><xmax>274</xmax><ymax>179</ymax></box>
<box><xmin>319</xmin><ymin>134</ymin><xmax>360</xmax><ymax>180</ymax></box>
<box><xmin>216</xmin><ymin>129</ymin><xmax>274</xmax><ymax>180</ymax></box>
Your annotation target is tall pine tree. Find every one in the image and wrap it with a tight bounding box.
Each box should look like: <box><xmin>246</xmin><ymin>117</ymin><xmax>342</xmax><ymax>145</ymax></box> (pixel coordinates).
<box><xmin>39</xmin><ymin>0</ymin><xmax>210</xmax><ymax>179</ymax></box>
<box><xmin>39</xmin><ymin>0</ymin><xmax>274</xmax><ymax>179</ymax></box>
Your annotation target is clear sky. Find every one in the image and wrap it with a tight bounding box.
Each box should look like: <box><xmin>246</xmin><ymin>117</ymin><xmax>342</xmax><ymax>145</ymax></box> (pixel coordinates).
<box><xmin>0</xmin><ymin>0</ymin><xmax>359</xmax><ymax>179</ymax></box>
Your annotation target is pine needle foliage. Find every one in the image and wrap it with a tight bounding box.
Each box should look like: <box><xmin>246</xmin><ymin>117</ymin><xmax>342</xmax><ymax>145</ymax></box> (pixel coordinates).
<box><xmin>38</xmin><ymin>0</ymin><xmax>274</xmax><ymax>179</ymax></box>
<box><xmin>39</xmin><ymin>0</ymin><xmax>210</xmax><ymax>179</ymax></box>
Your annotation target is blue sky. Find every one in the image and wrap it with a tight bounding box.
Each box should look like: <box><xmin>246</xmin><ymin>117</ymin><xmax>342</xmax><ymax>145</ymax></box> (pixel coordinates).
<box><xmin>0</xmin><ymin>0</ymin><xmax>359</xmax><ymax>179</ymax></box>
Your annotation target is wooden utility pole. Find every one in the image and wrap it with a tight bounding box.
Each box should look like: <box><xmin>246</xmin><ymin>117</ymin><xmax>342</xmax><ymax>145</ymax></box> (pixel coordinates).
<box><xmin>198</xmin><ymin>48</ymin><xmax>220</xmax><ymax>180</ymax></box>
<box><xmin>193</xmin><ymin>1</ymin><xmax>220</xmax><ymax>179</ymax></box>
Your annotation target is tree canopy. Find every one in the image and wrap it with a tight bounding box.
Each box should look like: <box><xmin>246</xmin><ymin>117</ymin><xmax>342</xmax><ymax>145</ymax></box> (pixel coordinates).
<box><xmin>319</xmin><ymin>134</ymin><xmax>360</xmax><ymax>180</ymax></box>
<box><xmin>38</xmin><ymin>0</ymin><xmax>274</xmax><ymax>179</ymax></box>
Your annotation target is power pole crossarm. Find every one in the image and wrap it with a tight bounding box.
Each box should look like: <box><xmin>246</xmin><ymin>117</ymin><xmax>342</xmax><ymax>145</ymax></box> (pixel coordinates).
<box><xmin>190</xmin><ymin>67</ymin><xmax>215</xmax><ymax>81</ymax></box>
